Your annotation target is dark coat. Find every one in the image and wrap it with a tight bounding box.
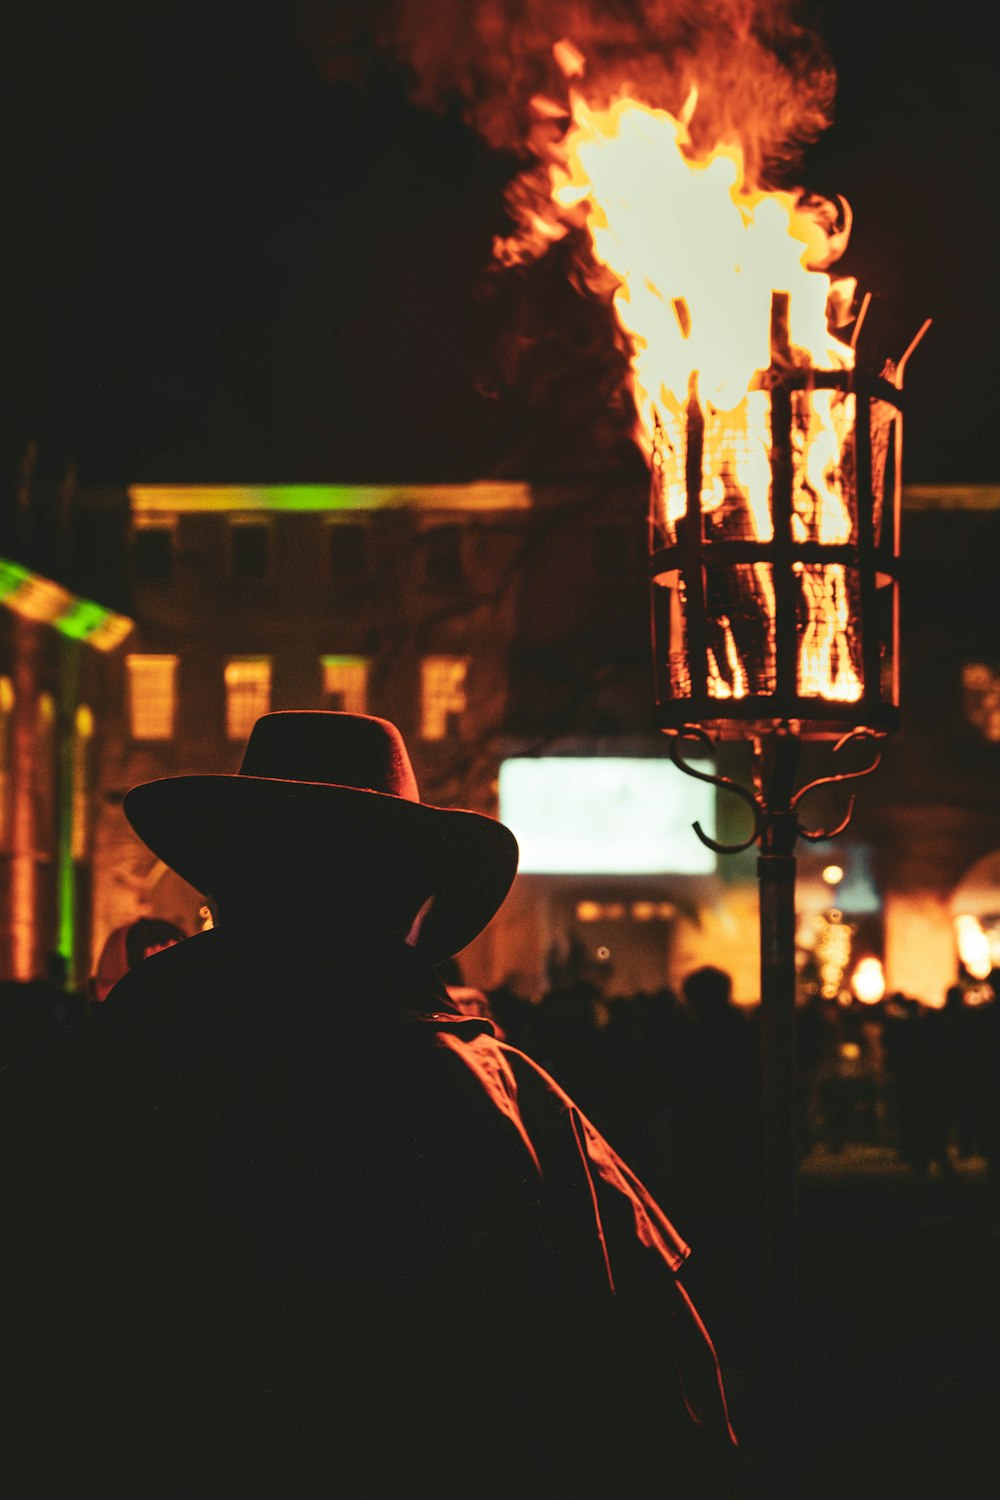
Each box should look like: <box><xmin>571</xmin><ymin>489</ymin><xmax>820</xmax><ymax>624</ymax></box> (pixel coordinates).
<box><xmin>1</xmin><ymin>929</ymin><xmax>736</xmax><ymax>1496</ymax></box>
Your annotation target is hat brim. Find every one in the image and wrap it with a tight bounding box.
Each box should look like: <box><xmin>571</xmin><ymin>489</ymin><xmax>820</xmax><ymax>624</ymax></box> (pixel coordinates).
<box><xmin>123</xmin><ymin>775</ymin><xmax>519</xmax><ymax>965</ymax></box>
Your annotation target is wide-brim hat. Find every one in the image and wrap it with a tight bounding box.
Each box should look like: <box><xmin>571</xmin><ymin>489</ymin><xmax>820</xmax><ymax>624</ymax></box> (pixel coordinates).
<box><xmin>123</xmin><ymin>712</ymin><xmax>519</xmax><ymax>965</ymax></box>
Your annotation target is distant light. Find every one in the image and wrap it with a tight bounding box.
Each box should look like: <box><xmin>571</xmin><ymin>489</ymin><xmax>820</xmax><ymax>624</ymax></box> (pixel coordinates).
<box><xmin>498</xmin><ymin>757</ymin><xmax>716</xmax><ymax>875</ymax></box>
<box><xmin>955</xmin><ymin>913</ymin><xmax>993</xmax><ymax>980</ymax></box>
<box><xmin>963</xmin><ymin>982</ymin><xmax>995</xmax><ymax>1008</ymax></box>
<box><xmin>822</xmin><ymin>864</ymin><xmax>844</xmax><ymax>887</ymax></box>
<box><xmin>851</xmin><ymin>957</ymin><xmax>886</xmax><ymax>1004</ymax></box>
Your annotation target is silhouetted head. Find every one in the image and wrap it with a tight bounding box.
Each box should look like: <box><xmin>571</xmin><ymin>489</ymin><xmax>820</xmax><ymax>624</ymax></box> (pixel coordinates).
<box><xmin>124</xmin><ymin>918</ymin><xmax>186</xmax><ymax>971</ymax></box>
<box><xmin>123</xmin><ymin>712</ymin><xmax>519</xmax><ymax>966</ymax></box>
<box><xmin>682</xmin><ymin>965</ymin><xmax>733</xmax><ymax>1020</ymax></box>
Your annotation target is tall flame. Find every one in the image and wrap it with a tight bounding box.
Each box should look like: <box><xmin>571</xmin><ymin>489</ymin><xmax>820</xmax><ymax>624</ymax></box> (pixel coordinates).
<box><xmin>527</xmin><ymin>56</ymin><xmax>864</xmax><ymax>705</ymax></box>
<box><xmin>549</xmin><ymin>87</ymin><xmax>853</xmax><ymax>445</ymax></box>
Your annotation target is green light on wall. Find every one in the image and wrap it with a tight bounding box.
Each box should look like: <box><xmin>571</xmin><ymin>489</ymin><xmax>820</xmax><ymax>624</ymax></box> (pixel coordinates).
<box><xmin>0</xmin><ymin>558</ymin><xmax>33</xmax><ymax>600</ymax></box>
<box><xmin>128</xmin><ymin>483</ymin><xmax>534</xmax><ymax>514</ymax></box>
<box><xmin>0</xmin><ymin>558</ymin><xmax>133</xmax><ymax>650</ymax></box>
<box><xmin>59</xmin><ymin>598</ymin><xmax>115</xmax><ymax>641</ymax></box>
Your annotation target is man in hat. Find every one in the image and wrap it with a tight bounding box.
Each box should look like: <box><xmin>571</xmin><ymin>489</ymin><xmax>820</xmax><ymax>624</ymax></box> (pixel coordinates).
<box><xmin>2</xmin><ymin>712</ymin><xmax>736</xmax><ymax>1496</ymax></box>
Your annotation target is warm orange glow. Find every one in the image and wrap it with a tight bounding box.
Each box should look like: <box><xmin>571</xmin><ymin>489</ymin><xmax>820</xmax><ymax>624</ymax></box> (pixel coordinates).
<box><xmin>955</xmin><ymin>913</ymin><xmax>993</xmax><ymax>981</ymax></box>
<box><xmin>541</xmin><ymin>59</ymin><xmax>862</xmax><ymax>704</ymax></box>
<box><xmin>850</xmin><ymin>956</ymin><xmax>885</xmax><ymax>1005</ymax></box>
<box><xmin>550</xmin><ymin>91</ymin><xmax>851</xmax><ymax>441</ymax></box>
<box><xmin>812</xmin><ymin>907</ymin><xmax>852</xmax><ymax>1000</ymax></box>
<box><xmin>822</xmin><ymin>864</ymin><xmax>844</xmax><ymax>887</ymax></box>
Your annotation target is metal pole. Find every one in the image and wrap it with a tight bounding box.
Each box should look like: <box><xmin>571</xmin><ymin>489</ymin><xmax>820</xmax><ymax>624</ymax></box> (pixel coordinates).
<box><xmin>755</xmin><ymin>728</ymin><xmax>802</xmax><ymax>1498</ymax></box>
<box><xmin>666</xmin><ymin>722</ymin><xmax>884</xmax><ymax>1497</ymax></box>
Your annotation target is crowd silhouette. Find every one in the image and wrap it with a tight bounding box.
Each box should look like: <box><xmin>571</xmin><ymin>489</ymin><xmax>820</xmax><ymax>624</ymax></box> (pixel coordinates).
<box><xmin>5</xmin><ymin>940</ymin><xmax>1000</xmax><ymax>1205</ymax></box>
<box><xmin>4</xmin><ymin>905</ymin><xmax>999</xmax><ymax>1499</ymax></box>
<box><xmin>472</xmin><ymin>956</ymin><xmax>1000</xmax><ymax>1223</ymax></box>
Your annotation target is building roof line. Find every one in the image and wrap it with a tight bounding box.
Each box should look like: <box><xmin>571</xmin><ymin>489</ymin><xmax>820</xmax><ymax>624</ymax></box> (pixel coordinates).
<box><xmin>902</xmin><ymin>485</ymin><xmax>1000</xmax><ymax>510</ymax></box>
<box><xmin>128</xmin><ymin>482</ymin><xmax>534</xmax><ymax>514</ymax></box>
<box><xmin>128</xmin><ymin>481</ymin><xmax>1000</xmax><ymax>515</ymax></box>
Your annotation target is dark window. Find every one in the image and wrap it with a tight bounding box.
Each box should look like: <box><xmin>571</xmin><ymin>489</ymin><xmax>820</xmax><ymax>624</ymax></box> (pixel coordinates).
<box><xmin>329</xmin><ymin>524</ymin><xmax>367</xmax><ymax>580</ymax></box>
<box><xmin>231</xmin><ymin>523</ymin><xmax>270</xmax><ymax>579</ymax></box>
<box><xmin>591</xmin><ymin>523</ymin><xmax>631</xmax><ymax>579</ymax></box>
<box><xmin>424</xmin><ymin>525</ymin><xmax>463</xmax><ymax>589</ymax></box>
<box><xmin>132</xmin><ymin>527</ymin><xmax>174</xmax><ymax>581</ymax></box>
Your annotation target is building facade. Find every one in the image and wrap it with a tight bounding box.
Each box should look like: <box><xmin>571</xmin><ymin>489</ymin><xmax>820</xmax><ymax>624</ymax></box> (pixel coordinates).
<box><xmin>3</xmin><ymin>478</ymin><xmax>1000</xmax><ymax>1005</ymax></box>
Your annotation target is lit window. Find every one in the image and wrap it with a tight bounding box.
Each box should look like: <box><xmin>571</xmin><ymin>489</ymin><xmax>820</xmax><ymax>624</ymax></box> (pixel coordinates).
<box><xmin>34</xmin><ymin>692</ymin><xmax>56</xmax><ymax>852</ymax></box>
<box><xmin>0</xmin><ymin>675</ymin><xmax>13</xmax><ymax>851</ymax></box>
<box><xmin>71</xmin><ymin>705</ymin><xmax>94</xmax><ymax>860</ymax></box>
<box><xmin>127</xmin><ymin>655</ymin><xmax>178</xmax><ymax>740</ymax></box>
<box><xmin>225</xmin><ymin>657</ymin><xmax>271</xmax><ymax>740</ymax></box>
<box><xmin>230</xmin><ymin>522</ymin><xmax>270</xmax><ymax>579</ymax></box>
<box><xmin>962</xmin><ymin>662</ymin><xmax>1000</xmax><ymax>742</ymax></box>
<box><xmin>420</xmin><ymin>656</ymin><xmax>467</xmax><ymax>740</ymax></box>
<box><xmin>321</xmin><ymin>656</ymin><xmax>369</xmax><ymax>714</ymax></box>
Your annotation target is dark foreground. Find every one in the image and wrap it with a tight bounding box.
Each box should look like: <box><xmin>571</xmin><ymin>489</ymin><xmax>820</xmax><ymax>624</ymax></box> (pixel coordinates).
<box><xmin>684</xmin><ymin>1147</ymin><xmax>1000</xmax><ymax>1499</ymax></box>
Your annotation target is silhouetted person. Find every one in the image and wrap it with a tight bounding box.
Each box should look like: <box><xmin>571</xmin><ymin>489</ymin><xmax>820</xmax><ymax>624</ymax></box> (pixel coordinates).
<box><xmin>35</xmin><ymin>951</ymin><xmax>85</xmax><ymax>1027</ymax></box>
<box><xmin>967</xmin><ymin>986</ymin><xmax>1000</xmax><ymax>1200</ymax></box>
<box><xmin>485</xmin><ymin>973</ymin><xmax>534</xmax><ymax>1051</ymax></box>
<box><xmin>1</xmin><ymin>712</ymin><xmax>736</xmax><ymax>1496</ymax></box>
<box><xmin>0</xmin><ymin>977</ymin><xmax>57</xmax><ymax>1070</ymax></box>
<box><xmin>90</xmin><ymin>916</ymin><xmax>187</xmax><ymax>1003</ymax></box>
<box><xmin>900</xmin><ymin>987</ymin><xmax>968</xmax><ymax>1184</ymax></box>
<box><xmin>795</xmin><ymin>991</ymin><xmax>831</xmax><ymax>1156</ymax></box>
<box><xmin>0</xmin><ymin>952</ymin><xmax>87</xmax><ymax>1068</ymax></box>
<box><xmin>529</xmin><ymin>968</ymin><xmax>605</xmax><ymax>1113</ymax></box>
<box><xmin>669</xmin><ymin>966</ymin><xmax>761</xmax><ymax>1236</ymax></box>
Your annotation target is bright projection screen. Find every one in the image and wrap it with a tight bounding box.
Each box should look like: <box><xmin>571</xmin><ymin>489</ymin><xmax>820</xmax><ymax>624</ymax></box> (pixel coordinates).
<box><xmin>498</xmin><ymin>757</ymin><xmax>717</xmax><ymax>875</ymax></box>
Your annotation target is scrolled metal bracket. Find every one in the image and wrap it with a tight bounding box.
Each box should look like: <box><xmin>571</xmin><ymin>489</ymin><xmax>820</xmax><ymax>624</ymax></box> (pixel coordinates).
<box><xmin>667</xmin><ymin>724</ymin><xmax>763</xmax><ymax>853</ymax></box>
<box><xmin>792</xmin><ymin>728</ymin><xmax>883</xmax><ymax>842</ymax></box>
<box><xmin>665</xmin><ymin>722</ymin><xmax>884</xmax><ymax>854</ymax></box>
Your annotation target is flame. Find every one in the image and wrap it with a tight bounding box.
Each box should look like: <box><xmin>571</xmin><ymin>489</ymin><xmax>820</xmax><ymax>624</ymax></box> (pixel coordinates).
<box><xmin>550</xmin><ymin>89</ymin><xmax>852</xmax><ymax>438</ymax></box>
<box><xmin>540</xmin><ymin>65</ymin><xmax>863</xmax><ymax>704</ymax></box>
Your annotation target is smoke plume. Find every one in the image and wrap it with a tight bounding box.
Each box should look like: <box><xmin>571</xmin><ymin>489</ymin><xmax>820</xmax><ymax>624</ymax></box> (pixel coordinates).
<box><xmin>292</xmin><ymin>1</ymin><xmax>837</xmax><ymax>185</ymax></box>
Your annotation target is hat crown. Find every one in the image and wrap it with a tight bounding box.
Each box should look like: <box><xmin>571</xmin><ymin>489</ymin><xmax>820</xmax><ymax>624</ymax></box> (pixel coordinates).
<box><xmin>237</xmin><ymin>712</ymin><xmax>421</xmax><ymax>801</ymax></box>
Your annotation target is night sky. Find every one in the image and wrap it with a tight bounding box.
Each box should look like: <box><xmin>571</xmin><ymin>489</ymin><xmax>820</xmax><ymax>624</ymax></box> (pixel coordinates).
<box><xmin>3</xmin><ymin>1</ymin><xmax>997</xmax><ymax>489</ymax></box>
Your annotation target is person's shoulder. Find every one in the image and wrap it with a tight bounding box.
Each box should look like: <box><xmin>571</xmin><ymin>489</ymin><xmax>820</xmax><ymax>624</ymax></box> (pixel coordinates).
<box><xmin>491</xmin><ymin>1034</ymin><xmax>576</xmax><ymax>1097</ymax></box>
<box><xmin>104</xmin><ymin>928</ymin><xmax>224</xmax><ymax>1010</ymax></box>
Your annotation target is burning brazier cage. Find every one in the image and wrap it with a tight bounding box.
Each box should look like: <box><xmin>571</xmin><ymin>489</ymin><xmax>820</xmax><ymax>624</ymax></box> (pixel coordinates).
<box><xmin>649</xmin><ymin>292</ymin><xmax>908</xmax><ymax>740</ymax></box>
<box><xmin>645</xmin><ymin>291</ymin><xmax>929</xmax><ymax>1493</ymax></box>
